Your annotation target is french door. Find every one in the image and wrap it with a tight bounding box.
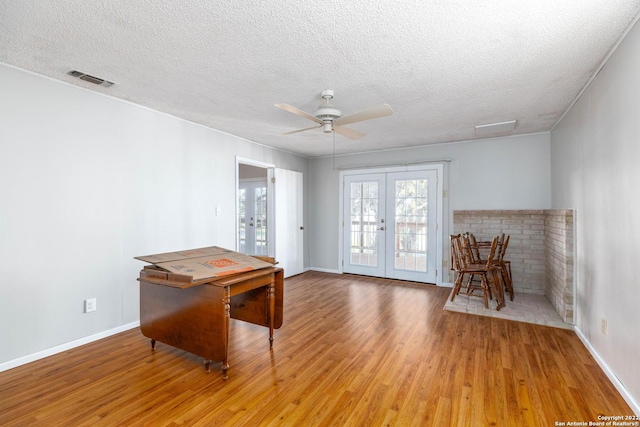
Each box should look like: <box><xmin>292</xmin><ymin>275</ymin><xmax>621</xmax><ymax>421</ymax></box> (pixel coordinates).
<box><xmin>238</xmin><ymin>180</ymin><xmax>268</xmax><ymax>256</ymax></box>
<box><xmin>343</xmin><ymin>169</ymin><xmax>438</xmax><ymax>283</ymax></box>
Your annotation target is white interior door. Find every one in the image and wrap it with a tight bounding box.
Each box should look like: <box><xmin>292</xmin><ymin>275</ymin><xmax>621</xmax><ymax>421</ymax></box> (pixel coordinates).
<box><xmin>274</xmin><ymin>168</ymin><xmax>304</xmax><ymax>277</ymax></box>
<box><xmin>343</xmin><ymin>169</ymin><xmax>439</xmax><ymax>283</ymax></box>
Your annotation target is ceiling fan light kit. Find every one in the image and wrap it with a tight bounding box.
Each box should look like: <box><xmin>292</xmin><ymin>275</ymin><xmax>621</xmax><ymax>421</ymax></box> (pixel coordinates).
<box><xmin>275</xmin><ymin>89</ymin><xmax>393</xmax><ymax>140</ymax></box>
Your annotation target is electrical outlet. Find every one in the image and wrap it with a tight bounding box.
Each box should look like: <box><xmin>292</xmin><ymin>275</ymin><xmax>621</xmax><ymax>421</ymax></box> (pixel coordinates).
<box><xmin>85</xmin><ymin>298</ymin><xmax>97</xmax><ymax>313</ymax></box>
<box><xmin>601</xmin><ymin>317</ymin><xmax>607</xmax><ymax>335</ymax></box>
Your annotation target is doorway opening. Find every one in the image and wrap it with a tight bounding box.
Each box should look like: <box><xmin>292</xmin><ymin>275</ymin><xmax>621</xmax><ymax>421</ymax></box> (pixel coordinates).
<box><xmin>236</xmin><ymin>157</ymin><xmax>305</xmax><ymax>278</ymax></box>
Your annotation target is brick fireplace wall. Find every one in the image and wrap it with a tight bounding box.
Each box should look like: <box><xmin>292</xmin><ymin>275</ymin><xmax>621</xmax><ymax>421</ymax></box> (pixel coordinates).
<box><xmin>544</xmin><ymin>210</ymin><xmax>574</xmax><ymax>323</ymax></box>
<box><xmin>452</xmin><ymin>209</ymin><xmax>574</xmax><ymax>323</ymax></box>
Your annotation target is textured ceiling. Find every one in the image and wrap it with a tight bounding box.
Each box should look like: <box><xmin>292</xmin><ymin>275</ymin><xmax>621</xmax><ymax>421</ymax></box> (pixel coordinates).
<box><xmin>2</xmin><ymin>1</ymin><xmax>639</xmax><ymax>157</ymax></box>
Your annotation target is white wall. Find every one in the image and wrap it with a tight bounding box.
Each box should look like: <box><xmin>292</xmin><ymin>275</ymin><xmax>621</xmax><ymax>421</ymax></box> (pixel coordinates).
<box><xmin>308</xmin><ymin>133</ymin><xmax>551</xmax><ymax>271</ymax></box>
<box><xmin>550</xmin><ymin>18</ymin><xmax>640</xmax><ymax>408</ymax></box>
<box><xmin>0</xmin><ymin>63</ymin><xmax>308</xmax><ymax>364</ymax></box>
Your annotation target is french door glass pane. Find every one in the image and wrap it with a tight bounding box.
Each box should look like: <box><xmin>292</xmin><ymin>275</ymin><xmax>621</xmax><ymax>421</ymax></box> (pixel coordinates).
<box><xmin>238</xmin><ymin>183</ymin><xmax>268</xmax><ymax>256</ymax></box>
<box><xmin>350</xmin><ymin>181</ymin><xmax>379</xmax><ymax>267</ymax></box>
<box><xmin>394</xmin><ymin>179</ymin><xmax>428</xmax><ymax>272</ymax></box>
<box><xmin>254</xmin><ymin>186</ymin><xmax>268</xmax><ymax>255</ymax></box>
<box><xmin>238</xmin><ymin>188</ymin><xmax>246</xmax><ymax>253</ymax></box>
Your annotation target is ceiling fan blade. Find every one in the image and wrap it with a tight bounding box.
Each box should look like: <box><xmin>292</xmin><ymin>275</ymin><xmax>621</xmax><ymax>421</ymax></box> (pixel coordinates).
<box><xmin>282</xmin><ymin>124</ymin><xmax>321</xmax><ymax>136</ymax></box>
<box><xmin>334</xmin><ymin>125</ymin><xmax>365</xmax><ymax>140</ymax></box>
<box><xmin>333</xmin><ymin>103</ymin><xmax>394</xmax><ymax>127</ymax></box>
<box><xmin>274</xmin><ymin>103</ymin><xmax>324</xmax><ymax>124</ymax></box>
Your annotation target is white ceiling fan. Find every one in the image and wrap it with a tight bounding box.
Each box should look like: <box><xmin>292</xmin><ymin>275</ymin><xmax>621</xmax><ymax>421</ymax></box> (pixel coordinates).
<box><xmin>274</xmin><ymin>90</ymin><xmax>393</xmax><ymax>140</ymax></box>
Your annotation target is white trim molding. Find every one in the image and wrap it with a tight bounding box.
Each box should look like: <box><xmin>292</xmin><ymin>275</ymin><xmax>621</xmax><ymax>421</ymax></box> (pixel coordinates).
<box><xmin>308</xmin><ymin>267</ymin><xmax>341</xmax><ymax>275</ymax></box>
<box><xmin>0</xmin><ymin>322</ymin><xmax>140</xmax><ymax>373</ymax></box>
<box><xmin>574</xmin><ymin>327</ymin><xmax>640</xmax><ymax>416</ymax></box>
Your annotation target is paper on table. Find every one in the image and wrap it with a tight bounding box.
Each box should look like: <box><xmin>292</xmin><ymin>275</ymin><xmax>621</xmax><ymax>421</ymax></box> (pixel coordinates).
<box><xmin>135</xmin><ymin>247</ymin><xmax>273</xmax><ymax>281</ymax></box>
<box><xmin>134</xmin><ymin>246</ymin><xmax>230</xmax><ymax>264</ymax></box>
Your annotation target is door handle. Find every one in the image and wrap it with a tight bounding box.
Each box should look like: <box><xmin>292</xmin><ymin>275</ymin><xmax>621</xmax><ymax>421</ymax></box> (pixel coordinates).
<box><xmin>249</xmin><ymin>223</ymin><xmax>254</xmax><ymax>226</ymax></box>
<box><xmin>377</xmin><ymin>226</ymin><xmax>385</xmax><ymax>231</ymax></box>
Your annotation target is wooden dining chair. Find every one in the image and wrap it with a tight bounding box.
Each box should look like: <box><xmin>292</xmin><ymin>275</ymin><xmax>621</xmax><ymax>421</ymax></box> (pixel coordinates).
<box><xmin>450</xmin><ymin>235</ymin><xmax>506</xmax><ymax>310</ymax></box>
<box><xmin>496</xmin><ymin>235</ymin><xmax>514</xmax><ymax>301</ymax></box>
<box><xmin>450</xmin><ymin>234</ymin><xmax>470</xmax><ymax>301</ymax></box>
<box><xmin>460</xmin><ymin>232</ymin><xmax>490</xmax><ymax>299</ymax></box>
<box><xmin>466</xmin><ymin>232</ymin><xmax>513</xmax><ymax>301</ymax></box>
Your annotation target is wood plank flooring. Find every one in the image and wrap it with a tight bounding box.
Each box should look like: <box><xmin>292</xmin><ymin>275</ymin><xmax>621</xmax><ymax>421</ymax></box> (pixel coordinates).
<box><xmin>0</xmin><ymin>271</ymin><xmax>634</xmax><ymax>426</ymax></box>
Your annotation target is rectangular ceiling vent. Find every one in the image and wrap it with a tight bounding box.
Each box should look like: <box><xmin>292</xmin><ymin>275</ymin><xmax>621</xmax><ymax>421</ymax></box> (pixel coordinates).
<box><xmin>67</xmin><ymin>70</ymin><xmax>114</xmax><ymax>87</ymax></box>
<box><xmin>474</xmin><ymin>120</ymin><xmax>516</xmax><ymax>138</ymax></box>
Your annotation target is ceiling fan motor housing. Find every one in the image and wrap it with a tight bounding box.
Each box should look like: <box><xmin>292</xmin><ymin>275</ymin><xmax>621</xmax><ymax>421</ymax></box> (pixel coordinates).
<box><xmin>315</xmin><ymin>89</ymin><xmax>342</xmax><ymax>129</ymax></box>
<box><xmin>314</xmin><ymin>106</ymin><xmax>342</xmax><ymax>120</ymax></box>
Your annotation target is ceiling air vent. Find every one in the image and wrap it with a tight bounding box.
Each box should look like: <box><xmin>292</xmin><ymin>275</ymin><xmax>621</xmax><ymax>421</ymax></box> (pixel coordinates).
<box><xmin>67</xmin><ymin>70</ymin><xmax>114</xmax><ymax>87</ymax></box>
<box><xmin>474</xmin><ymin>120</ymin><xmax>516</xmax><ymax>138</ymax></box>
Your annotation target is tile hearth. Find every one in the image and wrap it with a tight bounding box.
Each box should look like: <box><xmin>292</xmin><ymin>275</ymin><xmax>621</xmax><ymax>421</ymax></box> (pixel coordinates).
<box><xmin>443</xmin><ymin>289</ymin><xmax>572</xmax><ymax>330</ymax></box>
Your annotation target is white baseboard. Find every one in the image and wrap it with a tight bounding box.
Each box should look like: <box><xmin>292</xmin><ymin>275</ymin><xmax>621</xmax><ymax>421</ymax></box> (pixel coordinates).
<box><xmin>307</xmin><ymin>267</ymin><xmax>341</xmax><ymax>274</ymax></box>
<box><xmin>0</xmin><ymin>321</ymin><xmax>140</xmax><ymax>373</ymax></box>
<box><xmin>574</xmin><ymin>327</ymin><xmax>640</xmax><ymax>416</ymax></box>
<box><xmin>306</xmin><ymin>269</ymin><xmax>454</xmax><ymax>287</ymax></box>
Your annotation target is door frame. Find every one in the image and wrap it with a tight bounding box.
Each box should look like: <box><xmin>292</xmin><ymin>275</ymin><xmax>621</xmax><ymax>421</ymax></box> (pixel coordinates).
<box><xmin>236</xmin><ymin>157</ymin><xmax>275</xmax><ymax>257</ymax></box>
<box><xmin>236</xmin><ymin>157</ymin><xmax>305</xmax><ymax>278</ymax></box>
<box><xmin>338</xmin><ymin>163</ymin><xmax>444</xmax><ymax>286</ymax></box>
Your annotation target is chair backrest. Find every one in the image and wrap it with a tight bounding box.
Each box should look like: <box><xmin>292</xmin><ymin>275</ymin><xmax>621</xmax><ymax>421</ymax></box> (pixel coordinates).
<box><xmin>484</xmin><ymin>236</ymin><xmax>499</xmax><ymax>268</ymax></box>
<box><xmin>449</xmin><ymin>234</ymin><xmax>462</xmax><ymax>271</ymax></box>
<box><xmin>458</xmin><ymin>236</ymin><xmax>472</xmax><ymax>269</ymax></box>
<box><xmin>459</xmin><ymin>233</ymin><xmax>476</xmax><ymax>266</ymax></box>
<box><xmin>454</xmin><ymin>234</ymin><xmax>498</xmax><ymax>270</ymax></box>
<box><xmin>467</xmin><ymin>233</ymin><xmax>481</xmax><ymax>262</ymax></box>
<box><xmin>498</xmin><ymin>234</ymin><xmax>510</xmax><ymax>261</ymax></box>
<box><xmin>495</xmin><ymin>233</ymin><xmax>505</xmax><ymax>256</ymax></box>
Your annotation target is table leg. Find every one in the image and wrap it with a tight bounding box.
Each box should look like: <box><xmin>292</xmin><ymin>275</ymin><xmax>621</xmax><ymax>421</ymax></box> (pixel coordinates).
<box><xmin>222</xmin><ymin>286</ymin><xmax>230</xmax><ymax>379</ymax></box>
<box><xmin>268</xmin><ymin>278</ymin><xmax>275</xmax><ymax>349</ymax></box>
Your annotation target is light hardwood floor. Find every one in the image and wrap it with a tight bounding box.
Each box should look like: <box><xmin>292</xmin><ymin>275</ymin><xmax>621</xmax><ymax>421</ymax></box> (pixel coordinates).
<box><xmin>0</xmin><ymin>271</ymin><xmax>633</xmax><ymax>426</ymax></box>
